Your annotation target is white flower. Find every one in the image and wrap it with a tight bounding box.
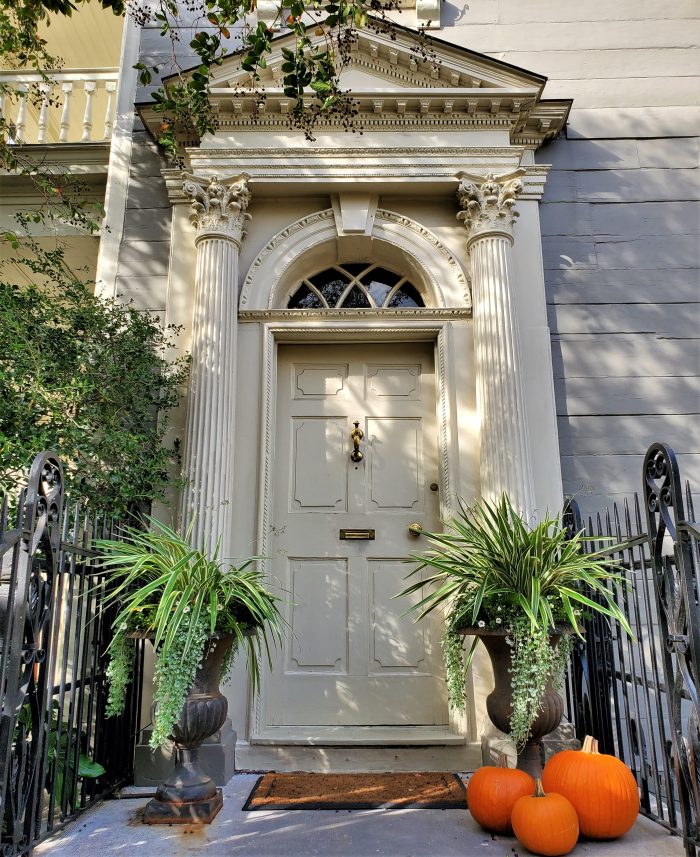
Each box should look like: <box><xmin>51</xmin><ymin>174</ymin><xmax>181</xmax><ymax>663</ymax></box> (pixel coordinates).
<box><xmin>477</xmin><ymin>620</ymin><xmax>486</xmax><ymax>628</ymax></box>
<box><xmin>120</xmin><ymin>622</ymin><xmax>128</xmax><ymax>631</ymax></box>
<box><xmin>183</xmin><ymin>606</ymin><xmax>190</xmax><ymax>613</ymax></box>
<box><xmin>495</xmin><ymin>617</ymin><xmax>502</xmax><ymax>624</ymax></box>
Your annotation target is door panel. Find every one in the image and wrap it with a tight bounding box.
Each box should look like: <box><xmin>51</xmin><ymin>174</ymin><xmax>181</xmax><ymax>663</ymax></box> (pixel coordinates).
<box><xmin>367</xmin><ymin>417</ymin><xmax>422</xmax><ymax>510</ymax></box>
<box><xmin>369</xmin><ymin>559</ymin><xmax>427</xmax><ymax>672</ymax></box>
<box><xmin>287</xmin><ymin>558</ymin><xmax>348</xmax><ymax>673</ymax></box>
<box><xmin>264</xmin><ymin>342</ymin><xmax>447</xmax><ymax>734</ymax></box>
<box><xmin>291</xmin><ymin>418</ymin><xmax>347</xmax><ymax>510</ymax></box>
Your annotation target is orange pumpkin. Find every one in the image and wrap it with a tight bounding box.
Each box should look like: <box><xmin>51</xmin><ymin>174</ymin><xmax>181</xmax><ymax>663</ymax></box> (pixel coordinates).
<box><xmin>511</xmin><ymin>779</ymin><xmax>579</xmax><ymax>857</ymax></box>
<box><xmin>542</xmin><ymin>735</ymin><xmax>639</xmax><ymax>839</ymax></box>
<box><xmin>466</xmin><ymin>754</ymin><xmax>535</xmax><ymax>834</ymax></box>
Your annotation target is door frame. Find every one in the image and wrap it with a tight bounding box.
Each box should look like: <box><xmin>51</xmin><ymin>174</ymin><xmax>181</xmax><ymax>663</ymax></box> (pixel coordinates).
<box><xmin>250</xmin><ymin>318</ymin><xmax>471</xmax><ymax>742</ymax></box>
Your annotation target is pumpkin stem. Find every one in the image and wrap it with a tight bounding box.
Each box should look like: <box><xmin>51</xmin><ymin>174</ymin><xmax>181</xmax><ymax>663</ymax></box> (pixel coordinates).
<box><xmin>534</xmin><ymin>779</ymin><xmax>547</xmax><ymax>798</ymax></box>
<box><xmin>497</xmin><ymin>753</ymin><xmax>510</xmax><ymax>769</ymax></box>
<box><xmin>582</xmin><ymin>735</ymin><xmax>599</xmax><ymax>754</ymax></box>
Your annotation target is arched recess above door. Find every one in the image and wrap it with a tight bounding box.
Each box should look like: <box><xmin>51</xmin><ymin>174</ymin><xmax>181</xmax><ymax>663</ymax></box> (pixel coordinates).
<box><xmin>239</xmin><ymin>208</ymin><xmax>470</xmax><ymax>311</ymax></box>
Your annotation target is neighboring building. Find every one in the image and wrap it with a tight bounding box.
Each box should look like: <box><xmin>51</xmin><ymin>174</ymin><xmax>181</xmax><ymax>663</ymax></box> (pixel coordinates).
<box><xmin>3</xmin><ymin>1</ymin><xmax>698</xmax><ymax>769</ymax></box>
<box><xmin>0</xmin><ymin>4</ymin><xmax>124</xmax><ymax>281</ymax></box>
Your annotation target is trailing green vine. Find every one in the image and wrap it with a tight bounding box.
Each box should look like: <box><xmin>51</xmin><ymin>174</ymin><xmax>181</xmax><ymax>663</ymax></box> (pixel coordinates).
<box><xmin>442</xmin><ymin>628</ymin><xmax>467</xmax><ymax>711</ymax></box>
<box><xmin>506</xmin><ymin>615</ymin><xmax>573</xmax><ymax>750</ymax></box>
<box><xmin>105</xmin><ymin>631</ymin><xmax>135</xmax><ymax>718</ymax></box>
<box><xmin>149</xmin><ymin>615</ymin><xmax>209</xmax><ymax>748</ymax></box>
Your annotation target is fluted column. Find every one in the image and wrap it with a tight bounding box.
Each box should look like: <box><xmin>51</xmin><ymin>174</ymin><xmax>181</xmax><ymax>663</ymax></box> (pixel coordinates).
<box><xmin>457</xmin><ymin>172</ymin><xmax>536</xmax><ymax>519</ymax></box>
<box><xmin>180</xmin><ymin>175</ymin><xmax>251</xmax><ymax>559</ymax></box>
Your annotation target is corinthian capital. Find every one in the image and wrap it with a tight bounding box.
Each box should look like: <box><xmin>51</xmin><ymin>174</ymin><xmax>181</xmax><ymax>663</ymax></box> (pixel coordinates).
<box><xmin>184</xmin><ymin>174</ymin><xmax>252</xmax><ymax>244</ymax></box>
<box><xmin>456</xmin><ymin>171</ymin><xmax>524</xmax><ymax>244</ymax></box>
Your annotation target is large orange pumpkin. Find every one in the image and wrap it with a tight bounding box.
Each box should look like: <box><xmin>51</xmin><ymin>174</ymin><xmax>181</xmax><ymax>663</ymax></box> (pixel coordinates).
<box><xmin>511</xmin><ymin>779</ymin><xmax>579</xmax><ymax>857</ymax></box>
<box><xmin>542</xmin><ymin>735</ymin><xmax>639</xmax><ymax>839</ymax></box>
<box><xmin>466</xmin><ymin>754</ymin><xmax>535</xmax><ymax>834</ymax></box>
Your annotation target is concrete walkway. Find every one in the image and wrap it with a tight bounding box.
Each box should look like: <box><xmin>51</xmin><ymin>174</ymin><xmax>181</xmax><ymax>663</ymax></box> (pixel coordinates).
<box><xmin>34</xmin><ymin>774</ymin><xmax>685</xmax><ymax>857</ymax></box>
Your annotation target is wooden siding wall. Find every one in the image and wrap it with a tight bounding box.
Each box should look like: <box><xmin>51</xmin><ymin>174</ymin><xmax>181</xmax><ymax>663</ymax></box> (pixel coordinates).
<box><xmin>447</xmin><ymin>0</ymin><xmax>700</xmax><ymax>514</ymax></box>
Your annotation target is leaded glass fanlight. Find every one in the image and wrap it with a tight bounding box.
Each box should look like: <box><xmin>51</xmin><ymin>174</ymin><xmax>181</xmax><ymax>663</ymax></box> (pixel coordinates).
<box><xmin>287</xmin><ymin>264</ymin><xmax>425</xmax><ymax>309</ymax></box>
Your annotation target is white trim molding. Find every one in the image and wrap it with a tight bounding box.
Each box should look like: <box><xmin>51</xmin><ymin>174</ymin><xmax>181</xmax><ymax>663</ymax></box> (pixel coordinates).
<box><xmin>239</xmin><ymin>208</ymin><xmax>470</xmax><ymax>310</ymax></box>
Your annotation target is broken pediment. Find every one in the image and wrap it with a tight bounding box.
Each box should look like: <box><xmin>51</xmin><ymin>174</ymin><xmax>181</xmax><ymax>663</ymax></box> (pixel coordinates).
<box><xmin>144</xmin><ymin>22</ymin><xmax>571</xmax><ymax>149</ymax></box>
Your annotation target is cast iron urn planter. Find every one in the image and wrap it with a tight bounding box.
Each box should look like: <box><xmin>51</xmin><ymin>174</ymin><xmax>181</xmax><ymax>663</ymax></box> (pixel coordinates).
<box><xmin>461</xmin><ymin>627</ymin><xmax>568</xmax><ymax>779</ymax></box>
<box><xmin>144</xmin><ymin>635</ymin><xmax>233</xmax><ymax>824</ymax></box>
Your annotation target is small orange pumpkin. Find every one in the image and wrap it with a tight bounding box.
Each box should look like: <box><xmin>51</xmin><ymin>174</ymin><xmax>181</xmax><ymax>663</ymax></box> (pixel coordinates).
<box><xmin>511</xmin><ymin>779</ymin><xmax>579</xmax><ymax>857</ymax></box>
<box><xmin>542</xmin><ymin>735</ymin><xmax>639</xmax><ymax>839</ymax></box>
<box><xmin>466</xmin><ymin>754</ymin><xmax>535</xmax><ymax>834</ymax></box>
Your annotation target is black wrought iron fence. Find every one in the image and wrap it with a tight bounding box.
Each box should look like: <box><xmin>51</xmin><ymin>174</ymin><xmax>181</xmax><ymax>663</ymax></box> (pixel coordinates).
<box><xmin>566</xmin><ymin>442</ymin><xmax>699</xmax><ymax>857</ymax></box>
<box><xmin>0</xmin><ymin>452</ymin><xmax>145</xmax><ymax>856</ymax></box>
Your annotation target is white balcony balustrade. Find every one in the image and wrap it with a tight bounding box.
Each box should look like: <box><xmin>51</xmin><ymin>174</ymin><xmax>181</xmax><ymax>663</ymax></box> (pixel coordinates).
<box><xmin>0</xmin><ymin>69</ymin><xmax>118</xmax><ymax>145</ymax></box>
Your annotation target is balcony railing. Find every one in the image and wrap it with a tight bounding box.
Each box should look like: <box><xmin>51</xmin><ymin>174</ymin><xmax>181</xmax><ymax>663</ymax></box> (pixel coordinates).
<box><xmin>0</xmin><ymin>69</ymin><xmax>118</xmax><ymax>145</ymax></box>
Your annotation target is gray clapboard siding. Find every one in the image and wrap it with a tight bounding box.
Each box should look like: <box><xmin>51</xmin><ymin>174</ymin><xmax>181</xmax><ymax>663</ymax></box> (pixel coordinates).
<box><xmin>551</xmin><ymin>336</ymin><xmax>700</xmax><ymax>378</ymax></box>
<box><xmin>541</xmin><ymin>77</ymin><xmax>700</xmax><ymax>109</ymax></box>
<box><xmin>490</xmin><ymin>0</ymin><xmax>699</xmax><ymax>24</ymax></box>
<box><xmin>541</xmin><ymin>199</ymin><xmax>699</xmax><ymax>246</ymax></box>
<box><xmin>542</xmin><ymin>139</ymin><xmax>699</xmax><ymax>172</ymax></box>
<box><xmin>542</xmin><ymin>235</ymin><xmax>699</xmax><ymax>271</ymax></box>
<box><xmin>589</xmin><ymin>201</ymin><xmax>699</xmax><ymax>239</ymax></box>
<box><xmin>116</xmin><ymin>241</ymin><xmax>170</xmax><ymax>277</ymax></box>
<box><xmin>560</xmin><ymin>452</ymin><xmax>700</xmax><ymax>496</ymax></box>
<box><xmin>114</xmin><ymin>276</ymin><xmax>169</xmax><ymax>312</ymax></box>
<box><xmin>122</xmin><ymin>208</ymin><xmax>172</xmax><ymax>242</ymax></box>
<box><xmin>543</xmin><ymin>168</ymin><xmax>700</xmax><ymax>204</ymax></box>
<box><xmin>547</xmin><ymin>280</ymin><xmax>699</xmax><ymax>305</ymax></box>
<box><xmin>548</xmin><ymin>304</ymin><xmax>700</xmax><ymax>338</ymax></box>
<box><xmin>543</xmin><ymin>267</ymin><xmax>697</xmax><ymax>290</ymax></box>
<box><xmin>554</xmin><ymin>376</ymin><xmax>700</xmax><ymax>416</ymax></box>
<box><xmin>491</xmin><ymin>48</ymin><xmax>698</xmax><ymax>80</ymax></box>
<box><xmin>594</xmin><ymin>235</ymin><xmax>698</xmax><ymax>270</ymax></box>
<box><xmin>125</xmin><ymin>173</ymin><xmax>170</xmax><ymax>210</ymax></box>
<box><xmin>557</xmin><ymin>415</ymin><xmax>699</xmax><ymax>456</ymax></box>
<box><xmin>566</xmin><ymin>107</ymin><xmax>700</xmax><ymax>139</ymax></box>
<box><xmin>449</xmin><ymin>19</ymin><xmax>698</xmax><ymax>52</ymax></box>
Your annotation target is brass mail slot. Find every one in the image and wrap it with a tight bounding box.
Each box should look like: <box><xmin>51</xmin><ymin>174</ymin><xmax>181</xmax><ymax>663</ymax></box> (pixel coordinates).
<box><xmin>340</xmin><ymin>529</ymin><xmax>375</xmax><ymax>540</ymax></box>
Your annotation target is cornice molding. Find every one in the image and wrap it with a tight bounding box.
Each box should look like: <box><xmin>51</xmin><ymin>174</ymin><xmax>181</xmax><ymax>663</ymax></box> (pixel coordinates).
<box><xmin>141</xmin><ymin>27</ymin><xmax>570</xmax><ymax>153</ymax></box>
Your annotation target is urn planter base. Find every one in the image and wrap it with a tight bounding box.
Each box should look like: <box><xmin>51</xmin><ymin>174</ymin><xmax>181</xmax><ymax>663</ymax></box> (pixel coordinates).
<box><xmin>462</xmin><ymin>627</ymin><xmax>566</xmax><ymax>780</ymax></box>
<box><xmin>144</xmin><ymin>792</ymin><xmax>223</xmax><ymax>825</ymax></box>
<box><xmin>144</xmin><ymin>636</ymin><xmax>233</xmax><ymax>826</ymax></box>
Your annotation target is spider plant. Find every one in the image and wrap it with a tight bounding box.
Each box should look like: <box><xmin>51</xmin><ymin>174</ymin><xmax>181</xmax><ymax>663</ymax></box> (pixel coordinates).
<box><xmin>398</xmin><ymin>493</ymin><xmax>633</xmax><ymax>730</ymax></box>
<box><xmin>401</xmin><ymin>492</ymin><xmax>632</xmax><ymax>640</ymax></box>
<box><xmin>94</xmin><ymin>517</ymin><xmax>284</xmax><ymax>746</ymax></box>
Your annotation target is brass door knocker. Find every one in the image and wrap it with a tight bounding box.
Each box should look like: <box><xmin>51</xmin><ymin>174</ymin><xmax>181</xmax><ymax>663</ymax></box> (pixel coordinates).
<box><xmin>350</xmin><ymin>420</ymin><xmax>364</xmax><ymax>462</ymax></box>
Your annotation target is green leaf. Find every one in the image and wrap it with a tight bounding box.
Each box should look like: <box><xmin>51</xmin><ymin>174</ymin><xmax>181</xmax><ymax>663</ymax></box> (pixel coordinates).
<box><xmin>78</xmin><ymin>756</ymin><xmax>106</xmax><ymax>778</ymax></box>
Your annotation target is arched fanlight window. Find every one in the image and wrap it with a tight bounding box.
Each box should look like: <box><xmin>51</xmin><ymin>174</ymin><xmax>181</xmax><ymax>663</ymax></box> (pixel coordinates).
<box><xmin>287</xmin><ymin>264</ymin><xmax>425</xmax><ymax>309</ymax></box>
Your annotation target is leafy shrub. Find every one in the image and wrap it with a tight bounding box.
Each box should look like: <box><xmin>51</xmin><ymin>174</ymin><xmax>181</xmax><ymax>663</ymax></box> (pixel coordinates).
<box><xmin>0</xmin><ymin>238</ymin><xmax>189</xmax><ymax>514</ymax></box>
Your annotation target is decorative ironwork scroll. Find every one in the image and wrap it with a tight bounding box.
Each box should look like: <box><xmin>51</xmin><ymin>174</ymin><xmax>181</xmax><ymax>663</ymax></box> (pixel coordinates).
<box><xmin>566</xmin><ymin>444</ymin><xmax>699</xmax><ymax>854</ymax></box>
<box><xmin>644</xmin><ymin>443</ymin><xmax>700</xmax><ymax>857</ymax></box>
<box><xmin>0</xmin><ymin>453</ymin><xmax>61</xmax><ymax>855</ymax></box>
<box><xmin>0</xmin><ymin>453</ymin><xmax>144</xmax><ymax>856</ymax></box>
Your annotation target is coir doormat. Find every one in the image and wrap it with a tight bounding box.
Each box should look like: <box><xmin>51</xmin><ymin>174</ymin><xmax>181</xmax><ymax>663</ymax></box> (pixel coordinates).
<box><xmin>242</xmin><ymin>771</ymin><xmax>467</xmax><ymax>811</ymax></box>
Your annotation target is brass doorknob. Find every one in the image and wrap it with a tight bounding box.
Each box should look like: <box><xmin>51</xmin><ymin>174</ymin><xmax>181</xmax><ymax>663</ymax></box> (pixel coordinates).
<box><xmin>408</xmin><ymin>523</ymin><xmax>423</xmax><ymax>536</ymax></box>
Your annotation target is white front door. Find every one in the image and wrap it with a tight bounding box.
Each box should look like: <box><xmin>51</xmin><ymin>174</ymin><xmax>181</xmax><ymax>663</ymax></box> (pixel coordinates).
<box><xmin>260</xmin><ymin>341</ymin><xmax>449</xmax><ymax>740</ymax></box>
